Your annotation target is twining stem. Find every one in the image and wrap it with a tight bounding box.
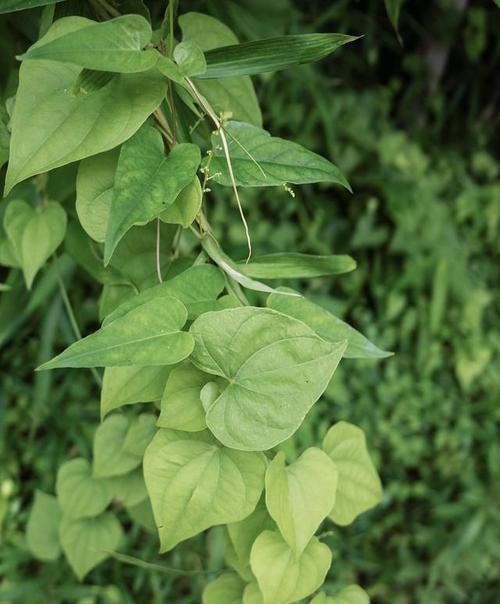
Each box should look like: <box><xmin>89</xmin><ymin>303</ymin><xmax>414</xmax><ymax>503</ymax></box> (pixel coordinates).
<box><xmin>53</xmin><ymin>255</ymin><xmax>102</xmax><ymax>388</ymax></box>
<box><xmin>185</xmin><ymin>77</ymin><xmax>253</xmax><ymax>262</ymax></box>
<box><xmin>95</xmin><ymin>0</ymin><xmax>120</xmax><ymax>18</ymax></box>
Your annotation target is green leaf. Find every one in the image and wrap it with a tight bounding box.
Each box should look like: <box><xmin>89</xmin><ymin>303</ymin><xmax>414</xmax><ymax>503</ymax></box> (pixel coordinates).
<box><xmin>59</xmin><ymin>512</ymin><xmax>123</xmax><ymax>580</ymax></box>
<box><xmin>109</xmin><ymin>468</ymin><xmax>148</xmax><ymax>507</ymax></box>
<box><xmin>0</xmin><ymin>0</ymin><xmax>65</xmax><ymax>13</ymax></box>
<box><xmin>104</xmin><ymin>125</ymin><xmax>201</xmax><ymax>263</ymax></box>
<box><xmin>38</xmin><ymin>297</ymin><xmax>193</xmax><ymax>369</ymax></box>
<box><xmin>4</xmin><ymin>200</ymin><xmax>67</xmax><ymax>289</ymax></box>
<box><xmin>126</xmin><ymin>497</ymin><xmax>156</xmax><ymax>534</ymax></box>
<box><xmin>226</xmin><ymin>500</ymin><xmax>275</xmax><ymax>581</ymax></box>
<box><xmin>56</xmin><ymin>458</ymin><xmax>113</xmax><ymax>519</ymax></box>
<box><xmin>71</xmin><ymin>69</ymin><xmax>116</xmax><ymax>96</ymax></box>
<box><xmin>143</xmin><ymin>428</ymin><xmax>267</xmax><ymax>552</ymax></box>
<box><xmin>179</xmin><ymin>12</ymin><xmax>262</xmax><ymax>126</ymax></box>
<box><xmin>0</xmin><ymin>121</ymin><xmax>9</xmax><ymax>169</ymax></box>
<box><xmin>20</xmin><ymin>15</ymin><xmax>159</xmax><ymax>73</ymax></box>
<box><xmin>122</xmin><ymin>413</ymin><xmax>156</xmax><ymax>457</ymax></box>
<box><xmin>200</xmin><ymin>33</ymin><xmax>357</xmax><ymax>79</ymax></box>
<box><xmin>322</xmin><ymin>422</ymin><xmax>382</xmax><ymax>526</ymax></box>
<box><xmin>93</xmin><ymin>415</ymin><xmax>143</xmax><ymax>478</ymax></box>
<box><xmin>209</xmin><ymin>121</ymin><xmax>350</xmax><ymax>190</ymax></box>
<box><xmin>239</xmin><ymin>253</ymin><xmax>356</xmax><ymax>279</ymax></box>
<box><xmin>250</xmin><ymin>530</ymin><xmax>332</xmax><ymax>604</ymax></box>
<box><xmin>5</xmin><ymin>17</ymin><xmax>165</xmax><ymax>194</ymax></box>
<box><xmin>267</xmin><ymin>291</ymin><xmax>392</xmax><ymax>359</ymax></box>
<box><xmin>310</xmin><ymin>585</ymin><xmax>370</xmax><ymax>604</ymax></box>
<box><xmin>160</xmin><ymin>176</ymin><xmax>202</xmax><ymax>228</ymax></box>
<box><xmin>174</xmin><ymin>40</ymin><xmax>207</xmax><ymax>77</ymax></box>
<box><xmin>243</xmin><ymin>583</ymin><xmax>264</xmax><ymax>604</ymax></box>
<box><xmin>385</xmin><ymin>0</ymin><xmax>404</xmax><ymax>36</ymax></box>
<box><xmin>76</xmin><ymin>149</ymin><xmax>118</xmax><ymax>243</ymax></box>
<box><xmin>102</xmin><ymin>264</ymin><xmax>225</xmax><ymax>325</ymax></box>
<box><xmin>265</xmin><ymin>448</ymin><xmax>337</xmax><ymax>555</ymax></box>
<box><xmin>157</xmin><ymin>363</ymin><xmax>208</xmax><ymax>431</ymax></box>
<box><xmin>101</xmin><ymin>366</ymin><xmax>172</xmax><ymax>417</ymax></box>
<box><xmin>190</xmin><ymin>307</ymin><xmax>346</xmax><ymax>451</ymax></box>
<box><xmin>202</xmin><ymin>236</ymin><xmax>299</xmax><ymax>297</ymax></box>
<box><xmin>26</xmin><ymin>491</ymin><xmax>62</xmax><ymax>561</ymax></box>
<box><xmin>202</xmin><ymin>573</ymin><xmax>245</xmax><ymax>604</ymax></box>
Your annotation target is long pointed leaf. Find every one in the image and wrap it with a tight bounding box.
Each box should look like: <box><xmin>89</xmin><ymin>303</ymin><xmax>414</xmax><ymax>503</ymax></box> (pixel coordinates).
<box><xmin>197</xmin><ymin>33</ymin><xmax>358</xmax><ymax>79</ymax></box>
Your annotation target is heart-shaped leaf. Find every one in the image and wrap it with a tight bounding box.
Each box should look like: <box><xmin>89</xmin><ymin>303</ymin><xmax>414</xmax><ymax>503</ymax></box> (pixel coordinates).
<box><xmin>322</xmin><ymin>421</ymin><xmax>383</xmax><ymax>525</ymax></box>
<box><xmin>209</xmin><ymin>121</ymin><xmax>350</xmax><ymax>190</ymax></box>
<box><xmin>20</xmin><ymin>15</ymin><xmax>159</xmax><ymax>73</ymax></box>
<box><xmin>4</xmin><ymin>200</ymin><xmax>66</xmax><ymax>289</ymax></box>
<box><xmin>5</xmin><ymin>18</ymin><xmax>165</xmax><ymax>194</ymax></box>
<box><xmin>26</xmin><ymin>491</ymin><xmax>62</xmax><ymax>561</ymax></box>
<box><xmin>38</xmin><ymin>296</ymin><xmax>193</xmax><ymax>369</ymax></box>
<box><xmin>190</xmin><ymin>307</ymin><xmax>346</xmax><ymax>450</ymax></box>
<box><xmin>143</xmin><ymin>428</ymin><xmax>267</xmax><ymax>552</ymax></box>
<box><xmin>265</xmin><ymin>448</ymin><xmax>338</xmax><ymax>554</ymax></box>
<box><xmin>93</xmin><ymin>415</ymin><xmax>143</xmax><ymax>478</ymax></box>
<box><xmin>250</xmin><ymin>530</ymin><xmax>332</xmax><ymax>604</ymax></box>
<box><xmin>102</xmin><ymin>264</ymin><xmax>225</xmax><ymax>325</ymax></box>
<box><xmin>104</xmin><ymin>125</ymin><xmax>201</xmax><ymax>263</ymax></box>
<box><xmin>56</xmin><ymin>458</ymin><xmax>113</xmax><ymax>519</ymax></box>
<box><xmin>59</xmin><ymin>512</ymin><xmax>122</xmax><ymax>580</ymax></box>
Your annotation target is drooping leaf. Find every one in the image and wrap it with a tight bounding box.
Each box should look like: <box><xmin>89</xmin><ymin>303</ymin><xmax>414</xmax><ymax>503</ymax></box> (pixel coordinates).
<box><xmin>385</xmin><ymin>0</ymin><xmax>404</xmax><ymax>37</ymax></box>
<box><xmin>322</xmin><ymin>422</ymin><xmax>383</xmax><ymax>526</ymax></box>
<box><xmin>311</xmin><ymin>585</ymin><xmax>370</xmax><ymax>604</ymax></box>
<box><xmin>104</xmin><ymin>125</ymin><xmax>201</xmax><ymax>263</ymax></box>
<box><xmin>209</xmin><ymin>121</ymin><xmax>350</xmax><ymax>190</ymax></box>
<box><xmin>157</xmin><ymin>363</ymin><xmax>208</xmax><ymax>431</ymax></box>
<box><xmin>179</xmin><ymin>12</ymin><xmax>262</xmax><ymax>125</ymax></box>
<box><xmin>239</xmin><ymin>253</ymin><xmax>356</xmax><ymax>279</ymax></box>
<box><xmin>226</xmin><ymin>500</ymin><xmax>275</xmax><ymax>581</ymax></box>
<box><xmin>190</xmin><ymin>307</ymin><xmax>346</xmax><ymax>450</ymax></box>
<box><xmin>202</xmin><ymin>573</ymin><xmax>246</xmax><ymax>604</ymax></box>
<box><xmin>102</xmin><ymin>264</ymin><xmax>225</xmax><ymax>325</ymax></box>
<box><xmin>267</xmin><ymin>291</ymin><xmax>392</xmax><ymax>359</ymax></box>
<box><xmin>93</xmin><ymin>415</ymin><xmax>143</xmax><ymax>478</ymax></box>
<box><xmin>38</xmin><ymin>297</ymin><xmax>193</xmax><ymax>369</ymax></box>
<box><xmin>101</xmin><ymin>366</ymin><xmax>172</xmax><ymax>417</ymax></box>
<box><xmin>160</xmin><ymin>176</ymin><xmax>202</xmax><ymax>228</ymax></box>
<box><xmin>202</xmin><ymin>236</ymin><xmax>299</xmax><ymax>297</ymax></box>
<box><xmin>56</xmin><ymin>458</ymin><xmax>113</xmax><ymax>519</ymax></box>
<box><xmin>265</xmin><ymin>448</ymin><xmax>337</xmax><ymax>555</ymax></box>
<box><xmin>174</xmin><ymin>40</ymin><xmax>207</xmax><ymax>77</ymax></box>
<box><xmin>59</xmin><ymin>512</ymin><xmax>123</xmax><ymax>580</ymax></box>
<box><xmin>26</xmin><ymin>491</ymin><xmax>62</xmax><ymax>561</ymax></box>
<box><xmin>200</xmin><ymin>33</ymin><xmax>357</xmax><ymax>79</ymax></box>
<box><xmin>143</xmin><ymin>428</ymin><xmax>267</xmax><ymax>552</ymax></box>
<box><xmin>5</xmin><ymin>18</ymin><xmax>165</xmax><ymax>194</ymax></box>
<box><xmin>20</xmin><ymin>15</ymin><xmax>159</xmax><ymax>73</ymax></box>
<box><xmin>76</xmin><ymin>149</ymin><xmax>118</xmax><ymax>243</ymax></box>
<box><xmin>250</xmin><ymin>530</ymin><xmax>332</xmax><ymax>604</ymax></box>
<box><xmin>4</xmin><ymin>200</ymin><xmax>67</xmax><ymax>289</ymax></box>
<box><xmin>0</xmin><ymin>0</ymin><xmax>65</xmax><ymax>14</ymax></box>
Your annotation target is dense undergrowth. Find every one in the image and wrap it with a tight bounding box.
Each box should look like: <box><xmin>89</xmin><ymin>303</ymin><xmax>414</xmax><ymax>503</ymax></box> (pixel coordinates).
<box><xmin>1</xmin><ymin>1</ymin><xmax>499</xmax><ymax>603</ymax></box>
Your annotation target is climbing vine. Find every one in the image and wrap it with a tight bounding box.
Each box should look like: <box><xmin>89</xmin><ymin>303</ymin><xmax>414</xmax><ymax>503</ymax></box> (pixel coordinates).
<box><xmin>1</xmin><ymin>2</ymin><xmax>391</xmax><ymax>602</ymax></box>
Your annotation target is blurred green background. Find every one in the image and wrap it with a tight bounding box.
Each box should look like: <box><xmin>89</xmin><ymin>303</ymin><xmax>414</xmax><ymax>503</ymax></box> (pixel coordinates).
<box><xmin>1</xmin><ymin>1</ymin><xmax>499</xmax><ymax>603</ymax></box>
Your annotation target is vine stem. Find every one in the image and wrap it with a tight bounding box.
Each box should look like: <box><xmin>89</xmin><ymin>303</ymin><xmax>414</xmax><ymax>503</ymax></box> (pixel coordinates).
<box><xmin>95</xmin><ymin>0</ymin><xmax>120</xmax><ymax>18</ymax></box>
<box><xmin>53</xmin><ymin>256</ymin><xmax>102</xmax><ymax>388</ymax></box>
<box><xmin>185</xmin><ymin>77</ymin><xmax>253</xmax><ymax>262</ymax></box>
<box><xmin>155</xmin><ymin>218</ymin><xmax>163</xmax><ymax>283</ymax></box>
